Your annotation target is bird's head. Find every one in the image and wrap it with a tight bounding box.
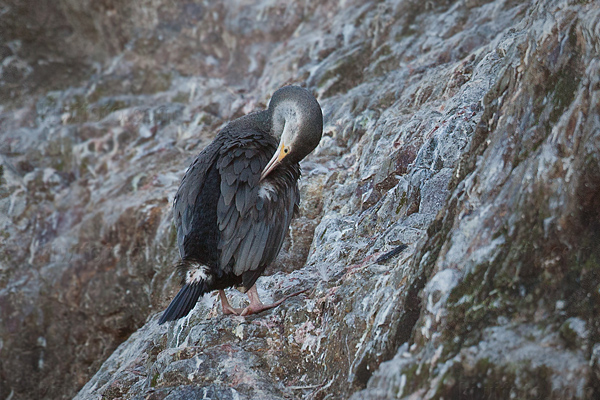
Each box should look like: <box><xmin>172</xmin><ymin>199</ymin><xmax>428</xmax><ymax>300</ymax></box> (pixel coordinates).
<box><xmin>260</xmin><ymin>86</ymin><xmax>323</xmax><ymax>180</ymax></box>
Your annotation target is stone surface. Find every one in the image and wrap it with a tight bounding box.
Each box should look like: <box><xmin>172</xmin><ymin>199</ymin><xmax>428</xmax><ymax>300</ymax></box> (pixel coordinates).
<box><xmin>1</xmin><ymin>0</ymin><xmax>599</xmax><ymax>399</ymax></box>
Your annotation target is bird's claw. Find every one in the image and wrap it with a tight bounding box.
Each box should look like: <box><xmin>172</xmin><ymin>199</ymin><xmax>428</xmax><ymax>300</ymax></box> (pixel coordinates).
<box><xmin>221</xmin><ymin>304</ymin><xmax>244</xmax><ymax>315</ymax></box>
<box><xmin>240</xmin><ymin>288</ymin><xmax>310</xmax><ymax>316</ymax></box>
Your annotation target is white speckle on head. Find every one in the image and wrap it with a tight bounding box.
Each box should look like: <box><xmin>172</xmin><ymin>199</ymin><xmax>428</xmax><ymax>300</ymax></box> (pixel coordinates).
<box><xmin>185</xmin><ymin>263</ymin><xmax>211</xmax><ymax>284</ymax></box>
<box><xmin>258</xmin><ymin>181</ymin><xmax>277</xmax><ymax>200</ymax></box>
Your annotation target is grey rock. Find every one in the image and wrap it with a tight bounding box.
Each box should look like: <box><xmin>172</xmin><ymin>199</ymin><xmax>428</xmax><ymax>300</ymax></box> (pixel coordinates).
<box><xmin>1</xmin><ymin>0</ymin><xmax>600</xmax><ymax>399</ymax></box>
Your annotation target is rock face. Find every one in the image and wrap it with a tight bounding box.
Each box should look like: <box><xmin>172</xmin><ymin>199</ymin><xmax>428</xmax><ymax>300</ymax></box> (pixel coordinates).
<box><xmin>1</xmin><ymin>0</ymin><xmax>599</xmax><ymax>399</ymax></box>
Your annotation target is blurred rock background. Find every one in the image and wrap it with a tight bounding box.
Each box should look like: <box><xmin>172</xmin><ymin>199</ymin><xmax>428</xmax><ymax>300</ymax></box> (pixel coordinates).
<box><xmin>1</xmin><ymin>0</ymin><xmax>599</xmax><ymax>399</ymax></box>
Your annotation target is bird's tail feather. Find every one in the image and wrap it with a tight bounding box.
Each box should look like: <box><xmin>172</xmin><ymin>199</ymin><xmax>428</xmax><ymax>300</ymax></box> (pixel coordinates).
<box><xmin>158</xmin><ymin>260</ymin><xmax>212</xmax><ymax>324</ymax></box>
<box><xmin>158</xmin><ymin>282</ymin><xmax>207</xmax><ymax>324</ymax></box>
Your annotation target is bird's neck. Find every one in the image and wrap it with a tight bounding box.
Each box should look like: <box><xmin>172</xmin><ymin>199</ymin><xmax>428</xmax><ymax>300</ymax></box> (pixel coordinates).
<box><xmin>255</xmin><ymin>109</ymin><xmax>272</xmax><ymax>133</ymax></box>
<box><xmin>240</xmin><ymin>109</ymin><xmax>271</xmax><ymax>134</ymax></box>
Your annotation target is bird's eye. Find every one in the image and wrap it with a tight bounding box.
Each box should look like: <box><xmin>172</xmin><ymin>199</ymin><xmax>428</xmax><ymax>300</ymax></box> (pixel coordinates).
<box><xmin>284</xmin><ymin>148</ymin><xmax>289</xmax><ymax>154</ymax></box>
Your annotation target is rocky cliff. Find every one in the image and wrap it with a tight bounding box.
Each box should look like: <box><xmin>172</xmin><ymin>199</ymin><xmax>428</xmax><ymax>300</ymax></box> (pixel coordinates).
<box><xmin>1</xmin><ymin>0</ymin><xmax>599</xmax><ymax>399</ymax></box>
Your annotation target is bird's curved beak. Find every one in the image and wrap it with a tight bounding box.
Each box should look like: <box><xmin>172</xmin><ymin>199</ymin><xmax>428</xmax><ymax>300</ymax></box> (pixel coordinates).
<box><xmin>260</xmin><ymin>142</ymin><xmax>289</xmax><ymax>181</ymax></box>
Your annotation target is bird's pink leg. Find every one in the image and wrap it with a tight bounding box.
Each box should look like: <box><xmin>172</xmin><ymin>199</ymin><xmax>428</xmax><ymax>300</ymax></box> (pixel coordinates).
<box><xmin>240</xmin><ymin>285</ymin><xmax>309</xmax><ymax>316</ymax></box>
<box><xmin>219</xmin><ymin>290</ymin><xmax>243</xmax><ymax>315</ymax></box>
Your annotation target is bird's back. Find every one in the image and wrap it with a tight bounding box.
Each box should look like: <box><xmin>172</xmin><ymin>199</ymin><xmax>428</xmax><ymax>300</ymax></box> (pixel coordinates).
<box><xmin>173</xmin><ymin>138</ymin><xmax>223</xmax><ymax>267</ymax></box>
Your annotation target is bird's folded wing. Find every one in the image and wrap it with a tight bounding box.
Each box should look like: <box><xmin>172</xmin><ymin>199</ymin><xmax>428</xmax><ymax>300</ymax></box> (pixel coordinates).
<box><xmin>216</xmin><ymin>134</ymin><xmax>297</xmax><ymax>281</ymax></box>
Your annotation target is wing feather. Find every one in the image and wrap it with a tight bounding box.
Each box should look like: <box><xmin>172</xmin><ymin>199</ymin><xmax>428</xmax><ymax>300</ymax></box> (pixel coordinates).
<box><xmin>250</xmin><ymin>157</ymin><xmax>262</xmax><ymax>173</ymax></box>
<box><xmin>218</xmin><ymin>197</ymin><xmax>237</xmax><ymax>231</ymax></box>
<box><xmin>221</xmin><ymin>235</ymin><xmax>242</xmax><ymax>271</ymax></box>
<box><xmin>248</xmin><ymin>222</ymin><xmax>268</xmax><ymax>270</ymax></box>
<box><xmin>221</xmin><ymin>180</ymin><xmax>237</xmax><ymax>206</ymax></box>
<box><xmin>216</xmin><ymin>132</ymin><xmax>300</xmax><ymax>286</ymax></box>
<box><xmin>235</xmin><ymin>229</ymin><xmax>256</xmax><ymax>275</ymax></box>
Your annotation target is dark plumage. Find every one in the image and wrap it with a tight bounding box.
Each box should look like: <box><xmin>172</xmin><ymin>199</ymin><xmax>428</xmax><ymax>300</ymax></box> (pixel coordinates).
<box><xmin>159</xmin><ymin>86</ymin><xmax>323</xmax><ymax>324</ymax></box>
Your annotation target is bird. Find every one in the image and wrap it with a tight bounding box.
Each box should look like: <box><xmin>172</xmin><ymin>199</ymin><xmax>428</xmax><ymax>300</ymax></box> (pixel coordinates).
<box><xmin>158</xmin><ymin>85</ymin><xmax>323</xmax><ymax>324</ymax></box>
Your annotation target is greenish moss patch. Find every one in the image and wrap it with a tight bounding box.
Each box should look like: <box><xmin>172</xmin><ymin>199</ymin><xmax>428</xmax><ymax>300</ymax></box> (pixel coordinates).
<box><xmin>429</xmin><ymin>358</ymin><xmax>553</xmax><ymax>400</ymax></box>
<box><xmin>151</xmin><ymin>373</ymin><xmax>159</xmax><ymax>387</ymax></box>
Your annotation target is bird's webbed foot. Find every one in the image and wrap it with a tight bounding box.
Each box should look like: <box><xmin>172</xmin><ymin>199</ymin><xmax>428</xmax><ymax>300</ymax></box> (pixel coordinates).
<box><xmin>239</xmin><ymin>285</ymin><xmax>309</xmax><ymax>316</ymax></box>
<box><xmin>219</xmin><ymin>290</ymin><xmax>244</xmax><ymax>315</ymax></box>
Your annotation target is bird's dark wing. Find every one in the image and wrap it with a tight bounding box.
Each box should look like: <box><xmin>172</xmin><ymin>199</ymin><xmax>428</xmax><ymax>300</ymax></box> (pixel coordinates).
<box><xmin>173</xmin><ymin>139</ymin><xmax>222</xmax><ymax>261</ymax></box>
<box><xmin>216</xmin><ymin>133</ymin><xmax>299</xmax><ymax>288</ymax></box>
